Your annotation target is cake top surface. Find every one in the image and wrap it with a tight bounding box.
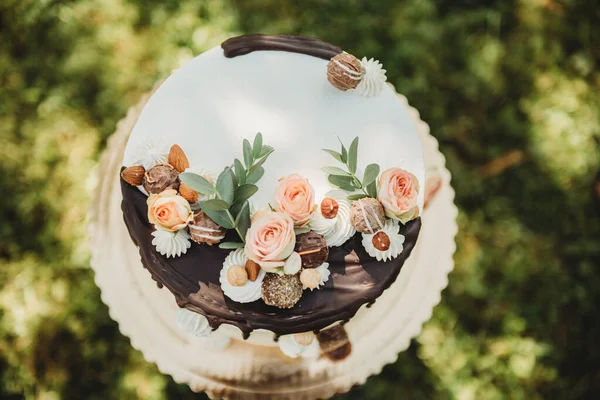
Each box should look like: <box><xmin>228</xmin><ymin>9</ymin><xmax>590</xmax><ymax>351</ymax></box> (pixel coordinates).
<box><xmin>122</xmin><ymin>43</ymin><xmax>425</xmax><ymax>211</ymax></box>
<box><xmin>120</xmin><ymin>34</ymin><xmax>425</xmax><ymax>338</ymax></box>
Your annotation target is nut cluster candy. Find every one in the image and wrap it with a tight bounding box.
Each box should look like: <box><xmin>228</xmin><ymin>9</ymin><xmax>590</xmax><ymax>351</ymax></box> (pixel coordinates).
<box><xmin>349</xmin><ymin>197</ymin><xmax>386</xmax><ymax>234</ymax></box>
<box><xmin>327</xmin><ymin>53</ymin><xmax>363</xmax><ymax>91</ymax></box>
<box><xmin>295</xmin><ymin>231</ymin><xmax>329</xmax><ymax>268</ymax></box>
<box><xmin>261</xmin><ymin>273</ymin><xmax>303</xmax><ymax>309</ymax></box>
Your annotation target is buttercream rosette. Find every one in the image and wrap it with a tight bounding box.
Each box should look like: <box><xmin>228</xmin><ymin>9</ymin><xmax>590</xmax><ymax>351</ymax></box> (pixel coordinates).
<box><xmin>219</xmin><ymin>248</ymin><xmax>266</xmax><ymax>303</ymax></box>
<box><xmin>361</xmin><ymin>219</ymin><xmax>405</xmax><ymax>261</ymax></box>
<box><xmin>310</xmin><ymin>190</ymin><xmax>356</xmax><ymax>246</ymax></box>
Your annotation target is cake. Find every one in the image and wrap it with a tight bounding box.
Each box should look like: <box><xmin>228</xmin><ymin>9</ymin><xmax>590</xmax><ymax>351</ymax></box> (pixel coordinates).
<box><xmin>120</xmin><ymin>34</ymin><xmax>425</xmax><ymax>360</ymax></box>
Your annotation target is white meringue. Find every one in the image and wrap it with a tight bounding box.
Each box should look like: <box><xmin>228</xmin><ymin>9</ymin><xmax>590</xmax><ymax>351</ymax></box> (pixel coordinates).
<box><xmin>176</xmin><ymin>308</ymin><xmax>212</xmax><ymax>337</ymax></box>
<box><xmin>283</xmin><ymin>252</ymin><xmax>302</xmax><ymax>275</ymax></box>
<box><xmin>151</xmin><ymin>228</ymin><xmax>191</xmax><ymax>258</ymax></box>
<box><xmin>355</xmin><ymin>57</ymin><xmax>387</xmax><ymax>97</ymax></box>
<box><xmin>219</xmin><ymin>248</ymin><xmax>265</xmax><ymax>303</ymax></box>
<box><xmin>278</xmin><ymin>334</ymin><xmax>320</xmax><ymax>359</ymax></box>
<box><xmin>310</xmin><ymin>190</ymin><xmax>356</xmax><ymax>246</ymax></box>
<box><xmin>132</xmin><ymin>139</ymin><xmax>169</xmax><ymax>170</ymax></box>
<box><xmin>361</xmin><ymin>219</ymin><xmax>405</xmax><ymax>261</ymax></box>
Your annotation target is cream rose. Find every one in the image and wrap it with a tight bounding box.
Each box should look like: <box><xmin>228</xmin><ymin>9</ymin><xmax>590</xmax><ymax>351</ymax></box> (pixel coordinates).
<box><xmin>275</xmin><ymin>174</ymin><xmax>316</xmax><ymax>227</ymax></box>
<box><xmin>245</xmin><ymin>211</ymin><xmax>296</xmax><ymax>271</ymax></box>
<box><xmin>377</xmin><ymin>168</ymin><xmax>420</xmax><ymax>224</ymax></box>
<box><xmin>147</xmin><ymin>189</ymin><xmax>193</xmax><ymax>232</ymax></box>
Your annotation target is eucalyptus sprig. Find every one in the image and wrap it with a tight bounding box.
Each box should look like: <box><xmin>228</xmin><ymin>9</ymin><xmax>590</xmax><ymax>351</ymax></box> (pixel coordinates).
<box><xmin>322</xmin><ymin>136</ymin><xmax>380</xmax><ymax>200</ymax></box>
<box><xmin>180</xmin><ymin>132</ymin><xmax>274</xmax><ymax>249</ymax></box>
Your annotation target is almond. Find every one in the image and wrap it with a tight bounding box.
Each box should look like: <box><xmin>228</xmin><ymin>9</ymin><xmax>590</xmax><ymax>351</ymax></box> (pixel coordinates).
<box><xmin>245</xmin><ymin>259</ymin><xmax>261</xmax><ymax>282</ymax></box>
<box><xmin>372</xmin><ymin>231</ymin><xmax>390</xmax><ymax>251</ymax></box>
<box><xmin>320</xmin><ymin>197</ymin><xmax>339</xmax><ymax>219</ymax></box>
<box><xmin>121</xmin><ymin>165</ymin><xmax>145</xmax><ymax>186</ymax></box>
<box><xmin>179</xmin><ymin>183</ymin><xmax>198</xmax><ymax>204</ymax></box>
<box><xmin>168</xmin><ymin>144</ymin><xmax>190</xmax><ymax>172</ymax></box>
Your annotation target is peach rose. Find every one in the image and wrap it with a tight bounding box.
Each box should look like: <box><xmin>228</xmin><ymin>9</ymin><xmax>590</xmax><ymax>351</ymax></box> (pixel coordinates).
<box><xmin>147</xmin><ymin>189</ymin><xmax>193</xmax><ymax>232</ymax></box>
<box><xmin>377</xmin><ymin>168</ymin><xmax>420</xmax><ymax>224</ymax></box>
<box><xmin>245</xmin><ymin>211</ymin><xmax>296</xmax><ymax>271</ymax></box>
<box><xmin>275</xmin><ymin>174</ymin><xmax>316</xmax><ymax>227</ymax></box>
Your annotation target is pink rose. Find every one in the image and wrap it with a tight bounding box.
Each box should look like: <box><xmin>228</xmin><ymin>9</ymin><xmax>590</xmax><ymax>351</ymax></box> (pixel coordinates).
<box><xmin>147</xmin><ymin>189</ymin><xmax>193</xmax><ymax>232</ymax></box>
<box><xmin>245</xmin><ymin>211</ymin><xmax>296</xmax><ymax>271</ymax></box>
<box><xmin>275</xmin><ymin>174</ymin><xmax>316</xmax><ymax>227</ymax></box>
<box><xmin>377</xmin><ymin>168</ymin><xmax>420</xmax><ymax>224</ymax></box>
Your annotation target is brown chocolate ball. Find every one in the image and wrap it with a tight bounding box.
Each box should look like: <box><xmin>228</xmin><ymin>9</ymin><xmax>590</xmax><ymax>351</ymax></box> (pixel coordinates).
<box><xmin>295</xmin><ymin>231</ymin><xmax>329</xmax><ymax>268</ymax></box>
<box><xmin>327</xmin><ymin>53</ymin><xmax>363</xmax><ymax>91</ymax></box>
<box><xmin>143</xmin><ymin>164</ymin><xmax>180</xmax><ymax>194</ymax></box>
<box><xmin>349</xmin><ymin>197</ymin><xmax>386</xmax><ymax>234</ymax></box>
<box><xmin>188</xmin><ymin>210</ymin><xmax>226</xmax><ymax>246</ymax></box>
<box><xmin>261</xmin><ymin>273</ymin><xmax>303</xmax><ymax>309</ymax></box>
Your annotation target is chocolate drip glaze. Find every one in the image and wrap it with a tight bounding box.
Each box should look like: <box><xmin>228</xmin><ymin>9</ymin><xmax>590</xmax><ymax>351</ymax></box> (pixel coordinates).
<box><xmin>221</xmin><ymin>34</ymin><xmax>342</xmax><ymax>60</ymax></box>
<box><xmin>121</xmin><ymin>174</ymin><xmax>421</xmax><ymax>337</ymax></box>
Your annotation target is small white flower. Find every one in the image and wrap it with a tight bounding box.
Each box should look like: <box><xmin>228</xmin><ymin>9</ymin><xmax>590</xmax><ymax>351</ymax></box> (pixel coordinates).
<box><xmin>361</xmin><ymin>219</ymin><xmax>405</xmax><ymax>261</ymax></box>
<box><xmin>151</xmin><ymin>228</ymin><xmax>191</xmax><ymax>258</ymax></box>
<box><xmin>355</xmin><ymin>57</ymin><xmax>387</xmax><ymax>97</ymax></box>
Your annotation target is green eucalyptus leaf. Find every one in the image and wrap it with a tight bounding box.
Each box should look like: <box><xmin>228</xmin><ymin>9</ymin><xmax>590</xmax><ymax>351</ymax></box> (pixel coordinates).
<box><xmin>347</xmin><ymin>194</ymin><xmax>368</xmax><ymax>201</ymax></box>
<box><xmin>259</xmin><ymin>145</ymin><xmax>274</xmax><ymax>157</ymax></box>
<box><xmin>235</xmin><ymin>201</ymin><xmax>251</xmax><ymax>240</ymax></box>
<box><xmin>253</xmin><ymin>132</ymin><xmax>263</xmax><ymax>158</ymax></box>
<box><xmin>348</xmin><ymin>136</ymin><xmax>359</xmax><ymax>174</ymax></box>
<box><xmin>216</xmin><ymin>168</ymin><xmax>235</xmax><ymax>205</ymax></box>
<box><xmin>219</xmin><ymin>242</ymin><xmax>244</xmax><ymax>249</ymax></box>
<box><xmin>322</xmin><ymin>149</ymin><xmax>343</xmax><ymax>163</ymax></box>
<box><xmin>246</xmin><ymin>166</ymin><xmax>265</xmax><ymax>185</ymax></box>
<box><xmin>243</xmin><ymin>139</ymin><xmax>253</xmax><ymax>167</ymax></box>
<box><xmin>366</xmin><ymin>180</ymin><xmax>378</xmax><ymax>198</ymax></box>
<box><xmin>234</xmin><ymin>158</ymin><xmax>246</xmax><ymax>185</ymax></box>
<box><xmin>249</xmin><ymin>148</ymin><xmax>274</xmax><ymax>173</ymax></box>
<box><xmin>199</xmin><ymin>199</ymin><xmax>230</xmax><ymax>211</ymax></box>
<box><xmin>328</xmin><ymin>174</ymin><xmax>357</xmax><ymax>189</ymax></box>
<box><xmin>234</xmin><ymin>184</ymin><xmax>258</xmax><ymax>204</ymax></box>
<box><xmin>362</xmin><ymin>163</ymin><xmax>380</xmax><ymax>187</ymax></box>
<box><xmin>201</xmin><ymin>208</ymin><xmax>235</xmax><ymax>229</ymax></box>
<box><xmin>338</xmin><ymin>137</ymin><xmax>348</xmax><ymax>163</ymax></box>
<box><xmin>321</xmin><ymin>166</ymin><xmax>350</xmax><ymax>176</ymax></box>
<box><xmin>179</xmin><ymin>172</ymin><xmax>215</xmax><ymax>195</ymax></box>
<box><xmin>229</xmin><ymin>166</ymin><xmax>238</xmax><ymax>187</ymax></box>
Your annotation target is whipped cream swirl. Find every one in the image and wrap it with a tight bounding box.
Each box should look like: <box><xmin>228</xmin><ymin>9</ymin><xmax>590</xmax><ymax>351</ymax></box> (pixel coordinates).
<box><xmin>151</xmin><ymin>228</ymin><xmax>191</xmax><ymax>258</ymax></box>
<box><xmin>361</xmin><ymin>219</ymin><xmax>405</xmax><ymax>261</ymax></box>
<box><xmin>310</xmin><ymin>190</ymin><xmax>356</xmax><ymax>246</ymax></box>
<box><xmin>176</xmin><ymin>308</ymin><xmax>212</xmax><ymax>337</ymax></box>
<box><xmin>278</xmin><ymin>334</ymin><xmax>320</xmax><ymax>358</ymax></box>
<box><xmin>219</xmin><ymin>248</ymin><xmax>266</xmax><ymax>303</ymax></box>
<box><xmin>355</xmin><ymin>57</ymin><xmax>387</xmax><ymax>97</ymax></box>
<box><xmin>133</xmin><ymin>139</ymin><xmax>169</xmax><ymax>170</ymax></box>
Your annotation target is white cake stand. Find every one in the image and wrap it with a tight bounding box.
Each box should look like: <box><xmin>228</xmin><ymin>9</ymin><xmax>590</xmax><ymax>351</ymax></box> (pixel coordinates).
<box><xmin>88</xmin><ymin>86</ymin><xmax>457</xmax><ymax>400</ymax></box>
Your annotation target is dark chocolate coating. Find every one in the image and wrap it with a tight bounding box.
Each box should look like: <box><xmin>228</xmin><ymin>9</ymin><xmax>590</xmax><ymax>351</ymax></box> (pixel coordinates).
<box><xmin>121</xmin><ymin>173</ymin><xmax>421</xmax><ymax>337</ymax></box>
<box><xmin>221</xmin><ymin>34</ymin><xmax>342</xmax><ymax>60</ymax></box>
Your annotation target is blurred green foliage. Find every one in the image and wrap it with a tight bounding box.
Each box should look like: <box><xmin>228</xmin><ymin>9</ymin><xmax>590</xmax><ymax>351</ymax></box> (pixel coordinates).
<box><xmin>1</xmin><ymin>0</ymin><xmax>599</xmax><ymax>398</ymax></box>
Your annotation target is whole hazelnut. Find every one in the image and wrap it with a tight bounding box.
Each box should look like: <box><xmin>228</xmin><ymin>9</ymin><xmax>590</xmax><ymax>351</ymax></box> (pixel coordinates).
<box><xmin>327</xmin><ymin>53</ymin><xmax>363</xmax><ymax>91</ymax></box>
<box><xmin>227</xmin><ymin>265</ymin><xmax>248</xmax><ymax>287</ymax></box>
<box><xmin>372</xmin><ymin>231</ymin><xmax>391</xmax><ymax>251</ymax></box>
<box><xmin>320</xmin><ymin>198</ymin><xmax>339</xmax><ymax>219</ymax></box>
<box><xmin>143</xmin><ymin>164</ymin><xmax>180</xmax><ymax>194</ymax></box>
<box><xmin>300</xmin><ymin>268</ymin><xmax>321</xmax><ymax>290</ymax></box>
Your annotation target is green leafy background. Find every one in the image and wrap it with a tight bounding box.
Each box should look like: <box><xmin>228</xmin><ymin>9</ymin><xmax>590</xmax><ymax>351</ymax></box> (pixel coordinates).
<box><xmin>1</xmin><ymin>0</ymin><xmax>599</xmax><ymax>398</ymax></box>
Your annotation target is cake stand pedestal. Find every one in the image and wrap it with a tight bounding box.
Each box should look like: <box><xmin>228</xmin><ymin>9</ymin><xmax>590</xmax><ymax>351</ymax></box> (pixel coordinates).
<box><xmin>89</xmin><ymin>88</ymin><xmax>457</xmax><ymax>400</ymax></box>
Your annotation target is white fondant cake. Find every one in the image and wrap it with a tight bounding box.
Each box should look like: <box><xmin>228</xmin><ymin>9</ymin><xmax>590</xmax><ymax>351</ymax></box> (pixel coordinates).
<box><xmin>122</xmin><ymin>47</ymin><xmax>425</xmax><ymax>212</ymax></box>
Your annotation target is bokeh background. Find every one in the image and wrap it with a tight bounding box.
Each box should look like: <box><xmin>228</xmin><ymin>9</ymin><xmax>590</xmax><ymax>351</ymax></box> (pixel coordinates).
<box><xmin>1</xmin><ymin>0</ymin><xmax>599</xmax><ymax>398</ymax></box>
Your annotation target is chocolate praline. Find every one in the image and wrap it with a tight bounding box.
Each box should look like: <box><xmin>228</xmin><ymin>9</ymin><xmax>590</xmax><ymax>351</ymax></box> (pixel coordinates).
<box><xmin>295</xmin><ymin>231</ymin><xmax>329</xmax><ymax>268</ymax></box>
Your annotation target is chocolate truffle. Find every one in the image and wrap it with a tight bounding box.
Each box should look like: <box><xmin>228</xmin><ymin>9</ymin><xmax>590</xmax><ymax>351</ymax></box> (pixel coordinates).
<box><xmin>317</xmin><ymin>324</ymin><xmax>351</xmax><ymax>360</ymax></box>
<box><xmin>261</xmin><ymin>273</ymin><xmax>303</xmax><ymax>309</ymax></box>
<box><xmin>349</xmin><ymin>197</ymin><xmax>386</xmax><ymax>234</ymax></box>
<box><xmin>188</xmin><ymin>210</ymin><xmax>226</xmax><ymax>246</ymax></box>
<box><xmin>143</xmin><ymin>164</ymin><xmax>180</xmax><ymax>194</ymax></box>
<box><xmin>295</xmin><ymin>231</ymin><xmax>329</xmax><ymax>268</ymax></box>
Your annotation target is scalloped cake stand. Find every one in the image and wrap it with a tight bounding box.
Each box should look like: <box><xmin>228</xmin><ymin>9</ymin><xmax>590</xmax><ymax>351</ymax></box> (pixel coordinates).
<box><xmin>88</xmin><ymin>85</ymin><xmax>458</xmax><ymax>400</ymax></box>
